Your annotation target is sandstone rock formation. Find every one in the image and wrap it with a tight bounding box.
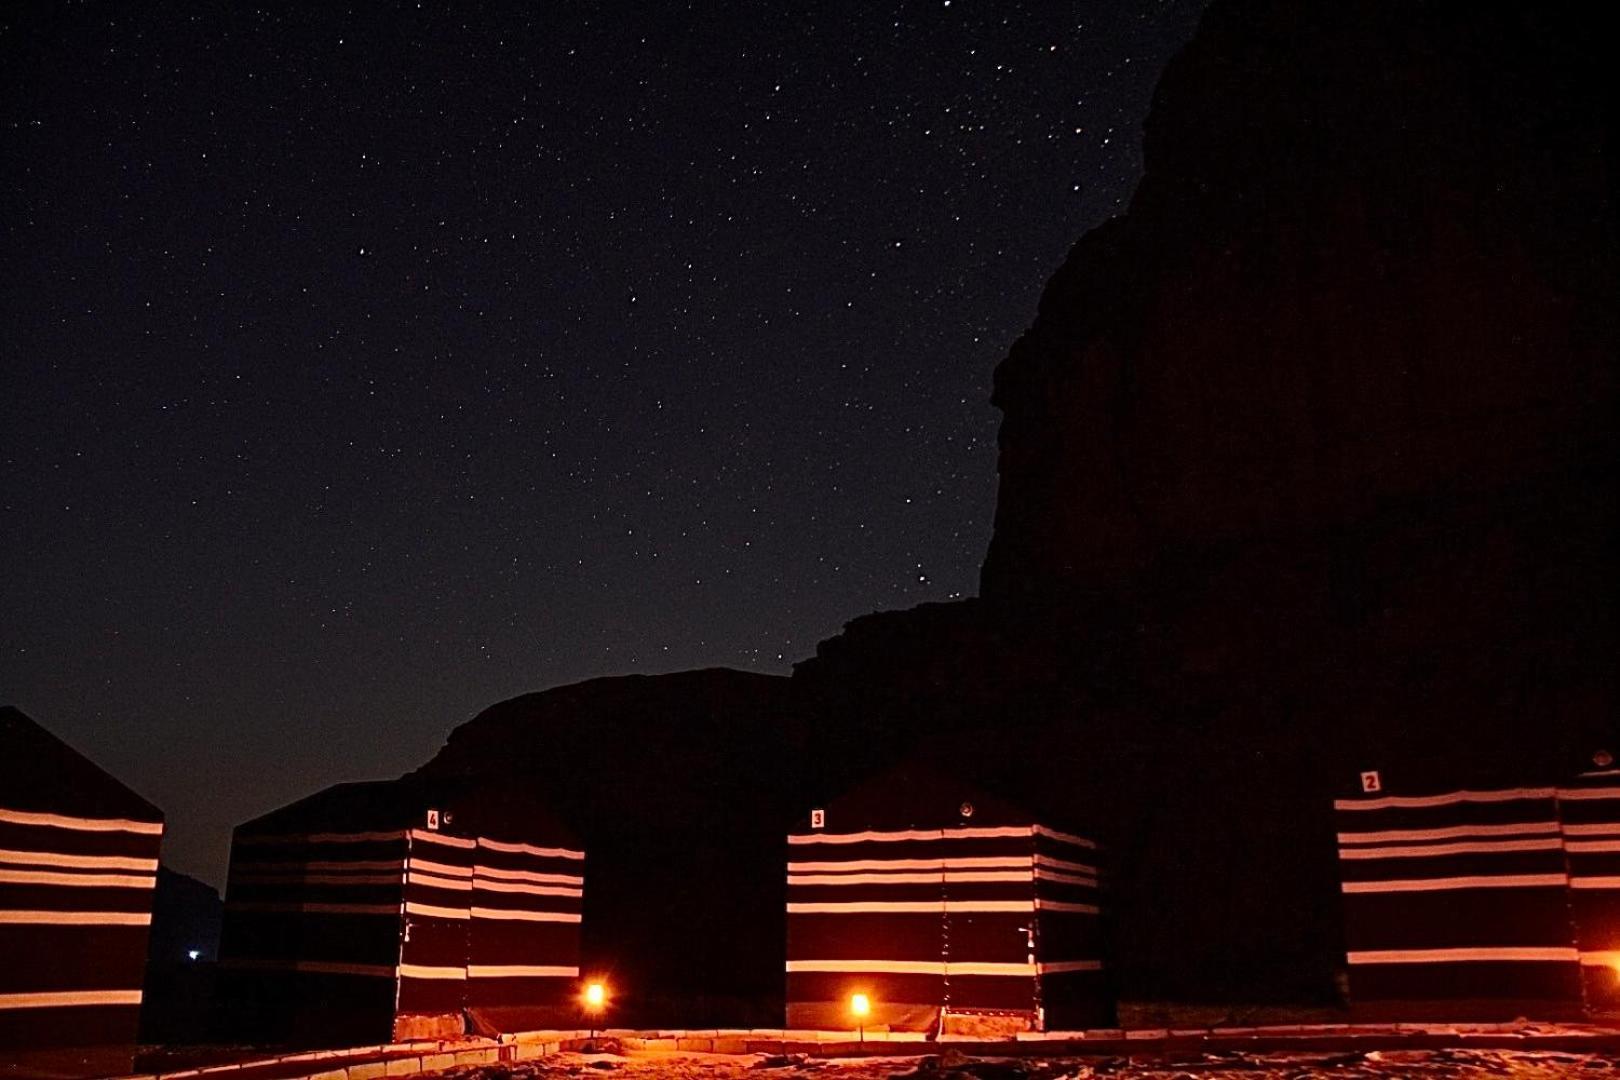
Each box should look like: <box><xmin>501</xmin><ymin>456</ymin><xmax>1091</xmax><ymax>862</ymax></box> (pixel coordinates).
<box><xmin>421</xmin><ymin>0</ymin><xmax>1614</xmax><ymax>1013</ymax></box>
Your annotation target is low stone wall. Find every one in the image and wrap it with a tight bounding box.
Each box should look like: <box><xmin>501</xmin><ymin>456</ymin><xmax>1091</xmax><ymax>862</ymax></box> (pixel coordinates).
<box><xmin>107</xmin><ymin>1022</ymin><xmax>1620</xmax><ymax>1080</ymax></box>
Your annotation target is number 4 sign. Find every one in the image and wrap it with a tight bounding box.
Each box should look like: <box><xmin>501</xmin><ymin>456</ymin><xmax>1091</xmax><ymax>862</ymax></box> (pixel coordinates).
<box><xmin>426</xmin><ymin>808</ymin><xmax>441</xmax><ymax>830</ymax></box>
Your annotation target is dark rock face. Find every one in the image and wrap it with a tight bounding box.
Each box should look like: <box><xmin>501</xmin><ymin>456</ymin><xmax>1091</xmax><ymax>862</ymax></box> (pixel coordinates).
<box><xmin>802</xmin><ymin>0</ymin><xmax>1613</xmax><ymax>1001</ymax></box>
<box><xmin>418</xmin><ymin>669</ymin><xmax>805</xmax><ymax>1026</ymax></box>
<box><xmin>421</xmin><ymin>0</ymin><xmax>1613</xmax><ymax>1013</ymax></box>
<box><xmin>969</xmin><ymin>0</ymin><xmax>1616</xmax><ymax>998</ymax></box>
<box><xmin>985</xmin><ymin>1</ymin><xmax>1612</xmax><ymax>591</ymax></box>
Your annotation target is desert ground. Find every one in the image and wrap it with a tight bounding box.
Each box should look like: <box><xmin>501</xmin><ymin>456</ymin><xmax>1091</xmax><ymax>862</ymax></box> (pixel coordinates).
<box><xmin>445</xmin><ymin>1047</ymin><xmax>1620</xmax><ymax>1078</ymax></box>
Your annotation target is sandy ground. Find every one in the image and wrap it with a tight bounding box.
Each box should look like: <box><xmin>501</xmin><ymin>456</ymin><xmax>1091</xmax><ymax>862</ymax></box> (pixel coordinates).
<box><xmin>444</xmin><ymin>1047</ymin><xmax>1620</xmax><ymax>1078</ymax></box>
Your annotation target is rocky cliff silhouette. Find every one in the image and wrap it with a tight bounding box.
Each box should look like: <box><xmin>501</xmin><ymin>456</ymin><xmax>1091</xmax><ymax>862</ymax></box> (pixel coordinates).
<box><xmin>418</xmin><ymin>0</ymin><xmax>1614</xmax><ymax>1015</ymax></box>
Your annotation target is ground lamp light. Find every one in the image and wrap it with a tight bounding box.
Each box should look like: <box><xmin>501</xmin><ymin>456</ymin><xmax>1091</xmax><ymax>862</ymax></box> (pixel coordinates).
<box><xmin>582</xmin><ymin>980</ymin><xmax>608</xmax><ymax>1039</ymax></box>
<box><xmin>850</xmin><ymin>992</ymin><xmax>870</xmax><ymax>1042</ymax></box>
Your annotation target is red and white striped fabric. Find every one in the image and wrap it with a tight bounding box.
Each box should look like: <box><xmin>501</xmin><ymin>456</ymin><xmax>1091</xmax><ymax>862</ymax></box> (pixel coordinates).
<box><xmin>785</xmin><ymin>765</ymin><xmax>1109</xmax><ymax>1033</ymax></box>
<box><xmin>1558</xmin><ymin>770</ymin><xmax>1620</xmax><ymax>1010</ymax></box>
<box><xmin>0</xmin><ymin>708</ymin><xmax>164</xmax><ymax>1056</ymax></box>
<box><xmin>463</xmin><ymin>834</ymin><xmax>584</xmax><ymax>1034</ymax></box>
<box><xmin>219</xmin><ymin>777</ymin><xmax>583</xmax><ymax>1043</ymax></box>
<box><xmin>1334</xmin><ymin>782</ymin><xmax>1581</xmax><ymax>1020</ymax></box>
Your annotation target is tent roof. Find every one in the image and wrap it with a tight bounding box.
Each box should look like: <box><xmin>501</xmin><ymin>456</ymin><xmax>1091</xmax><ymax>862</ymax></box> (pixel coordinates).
<box><xmin>239</xmin><ymin>772</ymin><xmax>577</xmax><ymax>847</ymax></box>
<box><xmin>0</xmin><ymin>705</ymin><xmax>163</xmax><ymax>822</ymax></box>
<box><xmin>815</xmin><ymin>759</ymin><xmax>1038</xmax><ymax>832</ymax></box>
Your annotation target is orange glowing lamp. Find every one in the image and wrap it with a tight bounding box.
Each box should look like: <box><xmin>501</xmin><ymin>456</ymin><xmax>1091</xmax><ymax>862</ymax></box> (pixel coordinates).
<box><xmin>849</xmin><ymin>992</ymin><xmax>871</xmax><ymax>1018</ymax></box>
<box><xmin>584</xmin><ymin>981</ymin><xmax>607</xmax><ymax>1010</ymax></box>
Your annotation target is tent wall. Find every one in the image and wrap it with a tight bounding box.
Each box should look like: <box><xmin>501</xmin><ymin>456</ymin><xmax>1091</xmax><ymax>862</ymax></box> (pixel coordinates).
<box><xmin>464</xmin><ymin>836</ymin><xmax>585</xmax><ymax>1035</ymax></box>
<box><xmin>0</xmin><ymin>805</ymin><xmax>163</xmax><ymax>1052</ymax></box>
<box><xmin>1030</xmin><ymin>826</ymin><xmax>1110</xmax><ymax>1029</ymax></box>
<box><xmin>219</xmin><ymin>786</ymin><xmax>585</xmax><ymax>1044</ymax></box>
<box><xmin>1559</xmin><ymin>771</ymin><xmax>1620</xmax><ymax>1013</ymax></box>
<box><xmin>394</xmin><ymin>829</ymin><xmax>472</xmax><ymax>1038</ymax></box>
<box><xmin>218</xmin><ymin>828</ymin><xmax>409</xmax><ymax>1044</ymax></box>
<box><xmin>1334</xmin><ymin>786</ymin><xmax>1582</xmax><ymax>1020</ymax></box>
<box><xmin>785</xmin><ymin>826</ymin><xmax>964</xmax><ymax>1032</ymax></box>
<box><xmin>785</xmin><ymin>820</ymin><xmax>1109</xmax><ymax>1032</ymax></box>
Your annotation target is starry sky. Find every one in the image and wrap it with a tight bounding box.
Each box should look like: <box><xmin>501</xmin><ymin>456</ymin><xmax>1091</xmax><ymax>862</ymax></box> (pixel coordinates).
<box><xmin>2</xmin><ymin>1</ymin><xmax>1208</xmax><ymax>886</ymax></box>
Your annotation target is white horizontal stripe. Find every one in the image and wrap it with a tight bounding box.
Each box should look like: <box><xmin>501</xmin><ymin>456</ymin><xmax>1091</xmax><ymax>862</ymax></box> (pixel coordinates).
<box><xmin>1336</xmin><ymin>839</ymin><xmax>1565</xmax><ymax>859</ymax></box>
<box><xmin>1038</xmin><ymin>960</ymin><xmax>1104</xmax><ymax>974</ymax></box>
<box><xmin>784</xmin><ymin>959</ymin><xmax>1047</xmax><ymax>977</ymax></box>
<box><xmin>472</xmin><ymin>865</ymin><xmax>584</xmax><ymax>886</ymax></box>
<box><xmin>1558</xmin><ymin>787</ymin><xmax>1620</xmax><ymax>801</ymax></box>
<box><xmin>1342</xmin><ymin>874</ymin><xmax>1568</xmax><ymax>893</ymax></box>
<box><xmin>790</xmin><ymin>828</ymin><xmax>943</xmax><ymax>845</ymax></box>
<box><xmin>787</xmin><ymin>959</ymin><xmax>948</xmax><ymax>975</ymax></box>
<box><xmin>1338</xmin><ymin>822</ymin><xmax>1561</xmax><ymax>844</ymax></box>
<box><xmin>409</xmin><ymin>830</ymin><xmax>475</xmax><ymax>849</ymax></box>
<box><xmin>478</xmin><ymin>837</ymin><xmax>585</xmax><ymax>860</ymax></box>
<box><xmin>467</xmin><ymin>965</ymin><xmax>579</xmax><ymax>979</ymax></box>
<box><xmin>0</xmin><ymin>989</ymin><xmax>143</xmax><ymax>1011</ymax></box>
<box><xmin>943</xmin><ymin>870</ymin><xmax>1034</xmax><ymax>884</ymax></box>
<box><xmin>236</xmin><ymin>830</ymin><xmax>405</xmax><ymax>845</ymax></box>
<box><xmin>1348</xmin><ymin>947</ymin><xmax>1578</xmax><ymax>965</ymax></box>
<box><xmin>406</xmin><ymin>871</ymin><xmax>473</xmax><ymax>891</ymax></box>
<box><xmin>1565</xmin><ymin>840</ymin><xmax>1620</xmax><ymax>853</ymax></box>
<box><xmin>0</xmin><ymin>848</ymin><xmax>159</xmax><ymax>872</ymax></box>
<box><xmin>1569</xmin><ymin>877</ymin><xmax>1620</xmax><ymax>889</ymax></box>
<box><xmin>1034</xmin><ymin>855</ymin><xmax>1098</xmax><ymax>874</ymax></box>
<box><xmin>1582</xmin><ymin>951</ymin><xmax>1620</xmax><ymax>967</ymax></box>
<box><xmin>469</xmin><ymin>906</ymin><xmax>582</xmax><ymax>923</ymax></box>
<box><xmin>404</xmin><ymin>901</ymin><xmax>469</xmax><ymax>920</ymax></box>
<box><xmin>787</xmin><ymin>870</ymin><xmax>1034</xmax><ymax>886</ymax></box>
<box><xmin>1035</xmin><ymin>870</ymin><xmax>1100</xmax><ymax>887</ymax></box>
<box><xmin>0</xmin><ymin>909</ymin><xmax>151</xmax><ymax>925</ymax></box>
<box><xmin>1563</xmin><ymin>824</ymin><xmax>1620</xmax><ymax>836</ymax></box>
<box><xmin>1036</xmin><ymin>900</ymin><xmax>1100</xmax><ymax>914</ymax></box>
<box><xmin>227</xmin><ymin>901</ymin><xmax>397</xmax><ymax>915</ymax></box>
<box><xmin>223</xmin><ymin>958</ymin><xmax>394</xmax><ymax>978</ymax></box>
<box><xmin>232</xmin><ymin>859</ymin><xmax>404</xmax><ymax>873</ymax></box>
<box><xmin>0</xmin><ymin>868</ymin><xmax>155</xmax><ymax>889</ymax></box>
<box><xmin>0</xmin><ymin>807</ymin><xmax>162</xmax><ymax>836</ymax></box>
<box><xmin>949</xmin><ymin>962</ymin><xmax>1033</xmax><ymax>976</ymax></box>
<box><xmin>787</xmin><ymin>857</ymin><xmax>1029</xmax><ymax>873</ymax></box>
<box><xmin>787</xmin><ymin>826</ymin><xmax>1040</xmax><ymax>846</ymax></box>
<box><xmin>471</xmin><ymin>878</ymin><xmax>581</xmax><ymax>897</ymax></box>
<box><xmin>788</xmin><ymin>900</ymin><xmax>1033</xmax><ymax>914</ymax></box>
<box><xmin>788</xmin><ymin>872</ymin><xmax>937</xmax><ymax>886</ymax></box>
<box><xmin>398</xmin><ymin>963</ymin><xmax>466</xmax><ymax>980</ymax></box>
<box><xmin>232</xmin><ymin>872</ymin><xmax>402</xmax><ymax>886</ymax></box>
<box><xmin>1334</xmin><ymin>787</ymin><xmax>1554</xmax><ymax>811</ymax></box>
<box><xmin>1034</xmin><ymin>825</ymin><xmax>1097</xmax><ymax>850</ymax></box>
<box><xmin>408</xmin><ymin>858</ymin><xmax>473</xmax><ymax>878</ymax></box>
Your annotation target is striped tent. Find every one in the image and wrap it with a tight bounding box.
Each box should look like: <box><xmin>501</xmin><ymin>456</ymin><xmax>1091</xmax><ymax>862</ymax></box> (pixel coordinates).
<box><xmin>785</xmin><ymin>764</ymin><xmax>1109</xmax><ymax>1035</ymax></box>
<box><xmin>0</xmin><ymin>707</ymin><xmax>164</xmax><ymax>1056</ymax></box>
<box><xmin>1333</xmin><ymin>776</ymin><xmax>1582</xmax><ymax>1020</ymax></box>
<box><xmin>219</xmin><ymin>775</ymin><xmax>583</xmax><ymax>1044</ymax></box>
<box><xmin>1559</xmin><ymin>764</ymin><xmax>1620</xmax><ymax>1013</ymax></box>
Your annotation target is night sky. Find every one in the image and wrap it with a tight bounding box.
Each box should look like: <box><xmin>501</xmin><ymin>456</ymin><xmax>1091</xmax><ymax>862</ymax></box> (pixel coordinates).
<box><xmin>2</xmin><ymin>1</ymin><xmax>1207</xmax><ymax>886</ymax></box>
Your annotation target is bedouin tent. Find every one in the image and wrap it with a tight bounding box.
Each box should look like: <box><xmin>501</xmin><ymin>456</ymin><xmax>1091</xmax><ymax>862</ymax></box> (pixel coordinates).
<box><xmin>785</xmin><ymin>762</ymin><xmax>1110</xmax><ymax>1035</ymax></box>
<box><xmin>218</xmin><ymin>773</ymin><xmax>583</xmax><ymax>1044</ymax></box>
<box><xmin>1333</xmin><ymin>770</ymin><xmax>1582</xmax><ymax>1020</ymax></box>
<box><xmin>0</xmin><ymin>707</ymin><xmax>164</xmax><ymax>1058</ymax></box>
<box><xmin>1558</xmin><ymin>755</ymin><xmax>1620</xmax><ymax>1014</ymax></box>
